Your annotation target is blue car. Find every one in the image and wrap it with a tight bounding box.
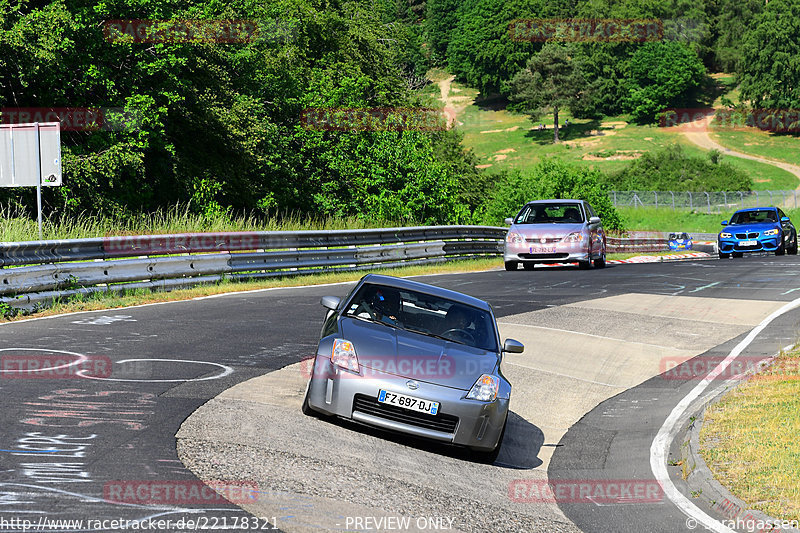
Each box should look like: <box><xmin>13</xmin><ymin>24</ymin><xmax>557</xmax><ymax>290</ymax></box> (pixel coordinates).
<box><xmin>668</xmin><ymin>232</ymin><xmax>692</xmax><ymax>251</ymax></box>
<box><xmin>718</xmin><ymin>207</ymin><xmax>797</xmax><ymax>258</ymax></box>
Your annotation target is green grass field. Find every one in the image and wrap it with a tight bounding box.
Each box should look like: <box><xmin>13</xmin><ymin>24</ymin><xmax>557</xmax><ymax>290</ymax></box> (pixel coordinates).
<box><xmin>710</xmin><ymin>129</ymin><xmax>800</xmax><ymax>169</ymax></box>
<box><xmin>700</xmin><ymin>347</ymin><xmax>800</xmax><ymax>522</ymax></box>
<box><xmin>422</xmin><ymin>75</ymin><xmax>799</xmax><ymax>191</ymax></box>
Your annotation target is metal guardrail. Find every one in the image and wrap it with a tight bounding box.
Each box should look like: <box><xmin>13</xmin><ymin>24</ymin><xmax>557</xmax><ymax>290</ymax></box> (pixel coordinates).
<box><xmin>0</xmin><ymin>226</ymin><xmax>715</xmax><ymax>311</ymax></box>
<box><xmin>0</xmin><ymin>226</ymin><xmax>507</xmax><ymax>310</ymax></box>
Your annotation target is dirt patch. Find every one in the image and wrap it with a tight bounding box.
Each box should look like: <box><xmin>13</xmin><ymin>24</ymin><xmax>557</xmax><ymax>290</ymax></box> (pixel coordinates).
<box><xmin>600</xmin><ymin>121</ymin><xmax>627</xmax><ymax>128</ymax></box>
<box><xmin>492</xmin><ymin>154</ymin><xmax>508</xmax><ymax>161</ymax></box>
<box><xmin>754</xmin><ymin>178</ymin><xmax>771</xmax><ymax>182</ymax></box>
<box><xmin>496</xmin><ymin>148</ymin><xmax>516</xmax><ymax>154</ymax></box>
<box><xmin>644</xmin><ymin>137</ymin><xmax>653</xmax><ymax>141</ymax></box>
<box><xmin>582</xmin><ymin>150</ymin><xmax>644</xmax><ymax>161</ymax></box>
<box><xmin>476</xmin><ymin>164</ymin><xmax>493</xmax><ymax>169</ymax></box>
<box><xmin>480</xmin><ymin>125</ymin><xmax>520</xmax><ymax>134</ymax></box>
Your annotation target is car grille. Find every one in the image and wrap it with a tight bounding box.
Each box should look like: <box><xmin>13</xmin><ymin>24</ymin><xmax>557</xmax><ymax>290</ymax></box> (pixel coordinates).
<box><xmin>526</xmin><ymin>237</ymin><xmax>560</xmax><ymax>244</ymax></box>
<box><xmin>352</xmin><ymin>394</ymin><xmax>459</xmax><ymax>434</ymax></box>
<box><xmin>735</xmin><ymin>232</ymin><xmax>759</xmax><ymax>239</ymax></box>
<box><xmin>518</xmin><ymin>253</ymin><xmax>570</xmax><ymax>259</ymax></box>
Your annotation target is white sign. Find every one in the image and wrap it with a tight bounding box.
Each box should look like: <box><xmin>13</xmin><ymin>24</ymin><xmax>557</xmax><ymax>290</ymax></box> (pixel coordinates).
<box><xmin>0</xmin><ymin>122</ymin><xmax>62</xmax><ymax>187</ymax></box>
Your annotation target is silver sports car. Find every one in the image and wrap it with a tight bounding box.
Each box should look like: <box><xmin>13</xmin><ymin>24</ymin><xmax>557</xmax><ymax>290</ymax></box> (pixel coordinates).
<box><xmin>302</xmin><ymin>274</ymin><xmax>524</xmax><ymax>462</ymax></box>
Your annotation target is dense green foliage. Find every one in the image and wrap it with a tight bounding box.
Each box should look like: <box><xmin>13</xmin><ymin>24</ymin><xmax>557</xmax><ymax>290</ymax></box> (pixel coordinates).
<box><xmin>0</xmin><ymin>0</ymin><xmax>469</xmax><ymax>224</ymax></box>
<box><xmin>507</xmin><ymin>44</ymin><xmax>587</xmax><ymax>142</ymax></box>
<box><xmin>739</xmin><ymin>0</ymin><xmax>800</xmax><ymax>112</ymax></box>
<box><xmin>481</xmin><ymin>159</ymin><xmax>624</xmax><ymax>230</ymax></box>
<box><xmin>623</xmin><ymin>42</ymin><xmax>706</xmax><ymax>123</ymax></box>
<box><xmin>605</xmin><ymin>144</ymin><xmax>753</xmax><ymax>191</ymax></box>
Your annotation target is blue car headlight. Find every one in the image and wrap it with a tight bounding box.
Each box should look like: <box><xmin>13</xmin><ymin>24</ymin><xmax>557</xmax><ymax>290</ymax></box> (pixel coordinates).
<box><xmin>764</xmin><ymin>229</ymin><xmax>779</xmax><ymax>236</ymax></box>
<box><xmin>720</xmin><ymin>232</ymin><xmax>732</xmax><ymax>239</ymax></box>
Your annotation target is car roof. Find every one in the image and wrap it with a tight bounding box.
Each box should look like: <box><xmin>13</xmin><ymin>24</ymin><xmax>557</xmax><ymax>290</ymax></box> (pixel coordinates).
<box><xmin>359</xmin><ymin>274</ymin><xmax>492</xmax><ymax>312</ymax></box>
<box><xmin>734</xmin><ymin>207</ymin><xmax>777</xmax><ymax>213</ymax></box>
<box><xmin>524</xmin><ymin>199</ymin><xmax>584</xmax><ymax>205</ymax></box>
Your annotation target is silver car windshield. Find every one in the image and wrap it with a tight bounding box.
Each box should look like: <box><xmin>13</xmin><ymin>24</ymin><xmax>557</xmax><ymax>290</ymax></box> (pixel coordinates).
<box><xmin>344</xmin><ymin>283</ymin><xmax>498</xmax><ymax>352</ymax></box>
<box><xmin>515</xmin><ymin>203</ymin><xmax>584</xmax><ymax>224</ymax></box>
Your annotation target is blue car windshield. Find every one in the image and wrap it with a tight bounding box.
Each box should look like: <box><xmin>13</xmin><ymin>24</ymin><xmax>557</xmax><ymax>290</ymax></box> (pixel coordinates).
<box><xmin>344</xmin><ymin>283</ymin><xmax>498</xmax><ymax>351</ymax></box>
<box><xmin>730</xmin><ymin>210</ymin><xmax>777</xmax><ymax>224</ymax></box>
<box><xmin>515</xmin><ymin>203</ymin><xmax>584</xmax><ymax>224</ymax></box>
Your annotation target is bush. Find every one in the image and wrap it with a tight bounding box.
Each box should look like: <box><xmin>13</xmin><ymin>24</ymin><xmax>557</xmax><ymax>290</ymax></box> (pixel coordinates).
<box><xmin>480</xmin><ymin>158</ymin><xmax>624</xmax><ymax>230</ymax></box>
<box><xmin>606</xmin><ymin>144</ymin><xmax>753</xmax><ymax>192</ymax></box>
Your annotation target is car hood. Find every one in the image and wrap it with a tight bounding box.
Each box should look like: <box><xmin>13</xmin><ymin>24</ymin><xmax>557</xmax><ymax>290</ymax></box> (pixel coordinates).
<box><xmin>340</xmin><ymin>317</ymin><xmax>497</xmax><ymax>391</ymax></box>
<box><xmin>721</xmin><ymin>222</ymin><xmax>778</xmax><ymax>234</ymax></box>
<box><xmin>511</xmin><ymin>223</ymin><xmax>585</xmax><ymax>238</ymax></box>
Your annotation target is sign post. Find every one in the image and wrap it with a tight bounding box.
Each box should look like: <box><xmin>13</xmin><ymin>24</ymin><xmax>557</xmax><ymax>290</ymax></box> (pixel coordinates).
<box><xmin>0</xmin><ymin>122</ymin><xmax>62</xmax><ymax>240</ymax></box>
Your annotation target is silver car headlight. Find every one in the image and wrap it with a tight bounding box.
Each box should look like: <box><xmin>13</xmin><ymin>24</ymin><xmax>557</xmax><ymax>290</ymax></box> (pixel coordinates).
<box><xmin>764</xmin><ymin>228</ymin><xmax>779</xmax><ymax>236</ymax></box>
<box><xmin>466</xmin><ymin>374</ymin><xmax>499</xmax><ymax>402</ymax></box>
<box><xmin>720</xmin><ymin>232</ymin><xmax>732</xmax><ymax>238</ymax></box>
<box><xmin>331</xmin><ymin>339</ymin><xmax>359</xmax><ymax>373</ymax></box>
<box><xmin>506</xmin><ymin>231</ymin><xmax>524</xmax><ymax>244</ymax></box>
<box><xmin>562</xmin><ymin>232</ymin><xmax>584</xmax><ymax>243</ymax></box>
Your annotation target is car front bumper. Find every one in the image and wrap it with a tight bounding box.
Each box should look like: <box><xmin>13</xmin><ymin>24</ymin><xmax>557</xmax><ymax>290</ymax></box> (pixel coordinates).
<box><xmin>504</xmin><ymin>242</ymin><xmax>590</xmax><ymax>264</ymax></box>
<box><xmin>718</xmin><ymin>237</ymin><xmax>780</xmax><ymax>253</ymax></box>
<box><xmin>306</xmin><ymin>355</ymin><xmax>508</xmax><ymax>451</ymax></box>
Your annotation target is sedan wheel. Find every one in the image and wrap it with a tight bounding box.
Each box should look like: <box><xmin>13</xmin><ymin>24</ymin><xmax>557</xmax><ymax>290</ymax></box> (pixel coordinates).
<box><xmin>593</xmin><ymin>250</ymin><xmax>606</xmax><ymax>269</ymax></box>
<box><xmin>469</xmin><ymin>417</ymin><xmax>506</xmax><ymax>464</ymax></box>
<box><xmin>790</xmin><ymin>232</ymin><xmax>798</xmax><ymax>254</ymax></box>
<box><xmin>776</xmin><ymin>239</ymin><xmax>786</xmax><ymax>256</ymax></box>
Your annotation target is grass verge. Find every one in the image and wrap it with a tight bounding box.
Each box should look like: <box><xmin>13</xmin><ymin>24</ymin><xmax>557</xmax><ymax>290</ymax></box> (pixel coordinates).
<box><xmin>0</xmin><ymin>258</ymin><xmax>503</xmax><ymax>322</ymax></box>
<box><xmin>700</xmin><ymin>347</ymin><xmax>800</xmax><ymax>521</ymax></box>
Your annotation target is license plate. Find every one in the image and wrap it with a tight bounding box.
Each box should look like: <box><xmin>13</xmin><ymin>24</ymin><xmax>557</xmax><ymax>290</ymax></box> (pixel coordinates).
<box><xmin>378</xmin><ymin>390</ymin><xmax>439</xmax><ymax>416</ymax></box>
<box><xmin>741</xmin><ymin>240</ymin><xmax>758</xmax><ymax>246</ymax></box>
<box><xmin>530</xmin><ymin>246</ymin><xmax>555</xmax><ymax>253</ymax></box>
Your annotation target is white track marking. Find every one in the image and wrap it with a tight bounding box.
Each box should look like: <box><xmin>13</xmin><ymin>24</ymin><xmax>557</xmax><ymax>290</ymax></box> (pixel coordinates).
<box><xmin>0</xmin><ymin>348</ymin><xmax>88</xmax><ymax>374</ymax></box>
<box><xmin>75</xmin><ymin>358</ymin><xmax>233</xmax><ymax>382</ymax></box>
<box><xmin>650</xmin><ymin>296</ymin><xmax>800</xmax><ymax>533</ymax></box>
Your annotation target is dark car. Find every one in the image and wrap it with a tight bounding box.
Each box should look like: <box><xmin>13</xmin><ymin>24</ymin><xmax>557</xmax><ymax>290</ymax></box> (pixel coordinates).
<box><xmin>302</xmin><ymin>274</ymin><xmax>524</xmax><ymax>463</ymax></box>
<box><xmin>718</xmin><ymin>207</ymin><xmax>798</xmax><ymax>258</ymax></box>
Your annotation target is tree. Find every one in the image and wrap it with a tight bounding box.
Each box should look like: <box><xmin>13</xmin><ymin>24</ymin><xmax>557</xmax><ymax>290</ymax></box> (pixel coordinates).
<box><xmin>506</xmin><ymin>44</ymin><xmax>587</xmax><ymax>143</ymax></box>
<box><xmin>480</xmin><ymin>158</ymin><xmax>624</xmax><ymax>230</ymax></box>
<box><xmin>622</xmin><ymin>41</ymin><xmax>706</xmax><ymax>123</ymax></box>
<box><xmin>739</xmin><ymin>0</ymin><xmax>800</xmax><ymax>112</ymax></box>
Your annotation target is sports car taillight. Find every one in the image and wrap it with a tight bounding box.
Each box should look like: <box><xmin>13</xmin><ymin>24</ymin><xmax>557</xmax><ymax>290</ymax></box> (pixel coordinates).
<box><xmin>331</xmin><ymin>339</ymin><xmax>359</xmax><ymax>373</ymax></box>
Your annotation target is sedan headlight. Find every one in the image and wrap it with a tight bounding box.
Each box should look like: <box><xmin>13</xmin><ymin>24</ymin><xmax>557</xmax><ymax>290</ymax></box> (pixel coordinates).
<box><xmin>764</xmin><ymin>228</ymin><xmax>780</xmax><ymax>236</ymax></box>
<box><xmin>562</xmin><ymin>232</ymin><xmax>584</xmax><ymax>243</ymax></box>
<box><xmin>506</xmin><ymin>232</ymin><xmax>524</xmax><ymax>244</ymax></box>
<box><xmin>331</xmin><ymin>339</ymin><xmax>359</xmax><ymax>373</ymax></box>
<box><xmin>719</xmin><ymin>232</ymin><xmax>732</xmax><ymax>238</ymax></box>
<box><xmin>466</xmin><ymin>374</ymin><xmax>499</xmax><ymax>402</ymax></box>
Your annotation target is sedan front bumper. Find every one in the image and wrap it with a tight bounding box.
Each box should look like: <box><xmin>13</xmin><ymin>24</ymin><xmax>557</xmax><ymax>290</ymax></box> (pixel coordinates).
<box><xmin>306</xmin><ymin>355</ymin><xmax>508</xmax><ymax>451</ymax></box>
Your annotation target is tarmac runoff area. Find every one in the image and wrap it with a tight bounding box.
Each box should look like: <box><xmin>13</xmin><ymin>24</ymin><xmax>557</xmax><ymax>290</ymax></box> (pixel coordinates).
<box><xmin>176</xmin><ymin>293</ymin><xmax>786</xmax><ymax>533</ymax></box>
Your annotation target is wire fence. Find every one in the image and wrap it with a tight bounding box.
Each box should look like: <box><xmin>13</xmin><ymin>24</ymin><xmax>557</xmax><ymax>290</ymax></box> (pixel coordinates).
<box><xmin>610</xmin><ymin>190</ymin><xmax>800</xmax><ymax>212</ymax></box>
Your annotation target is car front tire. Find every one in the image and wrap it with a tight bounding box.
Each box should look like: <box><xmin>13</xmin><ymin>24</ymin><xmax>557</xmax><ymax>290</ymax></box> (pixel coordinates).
<box><xmin>469</xmin><ymin>418</ymin><xmax>506</xmax><ymax>465</ymax></box>
<box><xmin>776</xmin><ymin>239</ymin><xmax>786</xmax><ymax>256</ymax></box>
<box><xmin>504</xmin><ymin>261</ymin><xmax>518</xmax><ymax>271</ymax></box>
<box><xmin>593</xmin><ymin>250</ymin><xmax>606</xmax><ymax>269</ymax></box>
<box><xmin>789</xmin><ymin>232</ymin><xmax>798</xmax><ymax>254</ymax></box>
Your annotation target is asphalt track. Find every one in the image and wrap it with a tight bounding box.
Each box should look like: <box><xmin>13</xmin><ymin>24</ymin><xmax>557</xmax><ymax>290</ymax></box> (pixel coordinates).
<box><xmin>3</xmin><ymin>255</ymin><xmax>800</xmax><ymax>532</ymax></box>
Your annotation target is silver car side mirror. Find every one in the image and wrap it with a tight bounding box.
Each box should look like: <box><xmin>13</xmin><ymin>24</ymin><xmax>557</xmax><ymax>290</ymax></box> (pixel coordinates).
<box><xmin>504</xmin><ymin>217</ymin><xmax>514</xmax><ymax>225</ymax></box>
<box><xmin>503</xmin><ymin>339</ymin><xmax>524</xmax><ymax>353</ymax></box>
<box><xmin>320</xmin><ymin>296</ymin><xmax>340</xmax><ymax>310</ymax></box>
<box><xmin>589</xmin><ymin>216</ymin><xmax>601</xmax><ymax>224</ymax></box>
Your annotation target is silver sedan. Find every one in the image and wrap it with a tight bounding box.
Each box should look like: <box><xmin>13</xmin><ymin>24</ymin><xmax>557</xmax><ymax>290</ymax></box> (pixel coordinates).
<box><xmin>302</xmin><ymin>274</ymin><xmax>524</xmax><ymax>462</ymax></box>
